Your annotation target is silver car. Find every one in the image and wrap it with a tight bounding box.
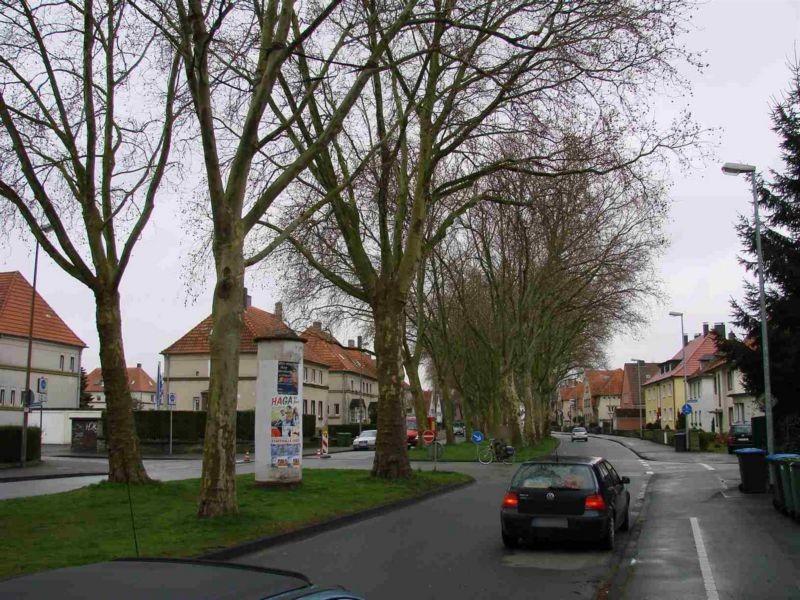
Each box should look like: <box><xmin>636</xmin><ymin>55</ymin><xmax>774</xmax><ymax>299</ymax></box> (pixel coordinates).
<box><xmin>352</xmin><ymin>429</ymin><xmax>377</xmax><ymax>450</ymax></box>
<box><xmin>571</xmin><ymin>427</ymin><xmax>588</xmax><ymax>442</ymax></box>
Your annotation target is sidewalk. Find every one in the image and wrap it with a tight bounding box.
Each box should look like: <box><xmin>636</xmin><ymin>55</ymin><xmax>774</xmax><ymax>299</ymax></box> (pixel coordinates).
<box><xmin>592</xmin><ymin>433</ymin><xmax>738</xmax><ymax>465</ymax></box>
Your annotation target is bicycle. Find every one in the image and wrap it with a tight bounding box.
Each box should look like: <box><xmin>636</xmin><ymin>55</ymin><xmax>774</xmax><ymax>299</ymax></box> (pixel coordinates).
<box><xmin>477</xmin><ymin>438</ymin><xmax>515</xmax><ymax>464</ymax></box>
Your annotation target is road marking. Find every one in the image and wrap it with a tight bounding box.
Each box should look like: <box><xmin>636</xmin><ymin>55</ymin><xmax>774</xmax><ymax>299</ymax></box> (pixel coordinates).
<box><xmin>699</xmin><ymin>463</ymin><xmax>715</xmax><ymax>471</ymax></box>
<box><xmin>690</xmin><ymin>517</ymin><xmax>720</xmax><ymax>600</ymax></box>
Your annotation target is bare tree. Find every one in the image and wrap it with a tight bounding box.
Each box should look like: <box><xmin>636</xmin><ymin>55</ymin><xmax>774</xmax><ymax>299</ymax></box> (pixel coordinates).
<box><xmin>134</xmin><ymin>0</ymin><xmax>421</xmax><ymax>516</ymax></box>
<box><xmin>0</xmin><ymin>0</ymin><xmax>180</xmax><ymax>483</ymax></box>
<box><xmin>263</xmin><ymin>0</ymin><xmax>700</xmax><ymax>478</ymax></box>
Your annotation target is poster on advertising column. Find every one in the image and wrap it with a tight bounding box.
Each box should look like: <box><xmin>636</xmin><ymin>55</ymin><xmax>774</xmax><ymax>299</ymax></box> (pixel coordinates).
<box><xmin>271</xmin><ymin>361</ymin><xmax>301</xmax><ymax>469</ymax></box>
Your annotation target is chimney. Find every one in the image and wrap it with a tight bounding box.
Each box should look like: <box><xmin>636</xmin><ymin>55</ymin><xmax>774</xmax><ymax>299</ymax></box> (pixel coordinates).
<box><xmin>243</xmin><ymin>288</ymin><xmax>252</xmax><ymax>309</ymax></box>
<box><xmin>728</xmin><ymin>331</ymin><xmax>736</xmax><ymax>341</ymax></box>
<box><xmin>275</xmin><ymin>301</ymin><xmax>283</xmax><ymax>321</ymax></box>
<box><xmin>313</xmin><ymin>321</ymin><xmax>322</xmax><ymax>329</ymax></box>
<box><xmin>702</xmin><ymin>323</ymin><xmax>709</xmax><ymax>336</ymax></box>
<box><xmin>683</xmin><ymin>334</ymin><xmax>689</xmax><ymax>347</ymax></box>
<box><xmin>357</xmin><ymin>335</ymin><xmax>363</xmax><ymax>349</ymax></box>
<box><xmin>714</xmin><ymin>323</ymin><xmax>726</xmax><ymax>338</ymax></box>
<box><xmin>348</xmin><ymin>339</ymin><xmax>355</xmax><ymax>348</ymax></box>
<box><xmin>136</xmin><ymin>363</ymin><xmax>142</xmax><ymax>369</ymax></box>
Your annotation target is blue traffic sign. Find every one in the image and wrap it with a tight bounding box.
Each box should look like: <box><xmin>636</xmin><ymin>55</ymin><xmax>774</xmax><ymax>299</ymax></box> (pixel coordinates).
<box><xmin>168</xmin><ymin>392</ymin><xmax>176</xmax><ymax>406</ymax></box>
<box><xmin>471</xmin><ymin>431</ymin><xmax>484</xmax><ymax>444</ymax></box>
<box><xmin>681</xmin><ymin>403</ymin><xmax>693</xmax><ymax>415</ymax></box>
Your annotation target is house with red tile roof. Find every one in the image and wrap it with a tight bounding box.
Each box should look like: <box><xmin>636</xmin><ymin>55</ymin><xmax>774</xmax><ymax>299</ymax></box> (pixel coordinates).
<box><xmin>558</xmin><ymin>380</ymin><xmax>584</xmax><ymax>426</ymax></box>
<box><xmin>161</xmin><ymin>295</ymin><xmax>378</xmax><ymax>430</ymax></box>
<box><xmin>84</xmin><ymin>364</ymin><xmax>157</xmax><ymax>410</ymax></box>
<box><xmin>614</xmin><ymin>362</ymin><xmax>660</xmax><ymax>432</ymax></box>
<box><xmin>642</xmin><ymin>324</ymin><xmax>726</xmax><ymax>430</ymax></box>
<box><xmin>582</xmin><ymin>369</ymin><xmax>624</xmax><ymax>431</ymax></box>
<box><xmin>0</xmin><ymin>271</ymin><xmax>86</xmax><ymax>411</ymax></box>
<box><xmin>300</xmin><ymin>322</ymin><xmax>378</xmax><ymax>426</ymax></box>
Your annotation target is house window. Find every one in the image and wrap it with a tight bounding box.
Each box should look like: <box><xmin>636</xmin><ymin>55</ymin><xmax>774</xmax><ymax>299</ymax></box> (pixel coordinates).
<box><xmin>726</xmin><ymin>369</ymin><xmax>734</xmax><ymax>391</ymax></box>
<box><xmin>193</xmin><ymin>397</ymin><xmax>200</xmax><ymax>411</ymax></box>
<box><xmin>713</xmin><ymin>375</ymin><xmax>718</xmax><ymax>394</ymax></box>
<box><xmin>59</xmin><ymin>355</ymin><xmax>65</xmax><ymax>370</ymax></box>
<box><xmin>0</xmin><ymin>389</ymin><xmax>4</xmax><ymax>406</ymax></box>
<box><xmin>304</xmin><ymin>367</ymin><xmax>308</xmax><ymax>381</ymax></box>
<box><xmin>728</xmin><ymin>407</ymin><xmax>734</xmax><ymax>425</ymax></box>
<box><xmin>304</xmin><ymin>399</ymin><xmax>308</xmax><ymax>414</ymax></box>
<box><xmin>311</xmin><ymin>401</ymin><xmax>316</xmax><ymax>415</ymax></box>
<box><xmin>70</xmin><ymin>356</ymin><xmax>75</xmax><ymax>372</ymax></box>
<box><xmin>334</xmin><ymin>403</ymin><xmax>340</xmax><ymax>415</ymax></box>
<box><xmin>10</xmin><ymin>389</ymin><xmax>16</xmax><ymax>406</ymax></box>
<box><xmin>318</xmin><ymin>401</ymin><xmax>323</xmax><ymax>420</ymax></box>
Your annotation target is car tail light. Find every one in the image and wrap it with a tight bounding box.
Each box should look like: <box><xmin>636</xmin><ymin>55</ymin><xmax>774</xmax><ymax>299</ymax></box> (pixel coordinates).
<box><xmin>502</xmin><ymin>492</ymin><xmax>518</xmax><ymax>508</ymax></box>
<box><xmin>584</xmin><ymin>494</ymin><xmax>606</xmax><ymax>511</ymax></box>
<box><xmin>728</xmin><ymin>435</ymin><xmax>735</xmax><ymax>444</ymax></box>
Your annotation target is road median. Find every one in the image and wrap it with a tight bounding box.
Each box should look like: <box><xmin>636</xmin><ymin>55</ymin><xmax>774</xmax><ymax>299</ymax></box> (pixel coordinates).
<box><xmin>0</xmin><ymin>469</ymin><xmax>472</xmax><ymax>580</ymax></box>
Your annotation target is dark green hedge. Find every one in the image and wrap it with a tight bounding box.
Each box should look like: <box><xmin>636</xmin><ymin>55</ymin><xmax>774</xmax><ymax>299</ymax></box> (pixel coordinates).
<box><xmin>328</xmin><ymin>423</ymin><xmax>377</xmax><ymax>438</ymax></box>
<box><xmin>103</xmin><ymin>410</ymin><xmax>317</xmax><ymax>442</ymax></box>
<box><xmin>0</xmin><ymin>426</ymin><xmax>41</xmax><ymax>462</ymax></box>
<box><xmin>303</xmin><ymin>414</ymin><xmax>316</xmax><ymax>437</ymax></box>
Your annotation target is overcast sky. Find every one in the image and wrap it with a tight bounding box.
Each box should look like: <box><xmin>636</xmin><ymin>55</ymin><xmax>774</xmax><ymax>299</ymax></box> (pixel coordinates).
<box><xmin>1</xmin><ymin>0</ymin><xmax>799</xmax><ymax>379</ymax></box>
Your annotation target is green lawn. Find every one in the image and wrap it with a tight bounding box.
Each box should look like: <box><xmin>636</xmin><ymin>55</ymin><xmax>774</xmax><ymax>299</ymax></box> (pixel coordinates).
<box><xmin>409</xmin><ymin>435</ymin><xmax>559</xmax><ymax>462</ymax></box>
<box><xmin>0</xmin><ymin>469</ymin><xmax>470</xmax><ymax>580</ymax></box>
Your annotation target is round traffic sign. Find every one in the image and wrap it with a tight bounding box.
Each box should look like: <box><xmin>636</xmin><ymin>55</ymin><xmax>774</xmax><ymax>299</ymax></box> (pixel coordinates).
<box><xmin>422</xmin><ymin>430</ymin><xmax>436</xmax><ymax>444</ymax></box>
<box><xmin>471</xmin><ymin>431</ymin><xmax>484</xmax><ymax>444</ymax></box>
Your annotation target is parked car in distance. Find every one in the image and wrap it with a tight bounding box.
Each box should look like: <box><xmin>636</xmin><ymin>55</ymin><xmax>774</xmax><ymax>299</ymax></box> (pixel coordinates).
<box><xmin>453</xmin><ymin>422</ymin><xmax>465</xmax><ymax>437</ymax></box>
<box><xmin>352</xmin><ymin>430</ymin><xmax>377</xmax><ymax>450</ymax></box>
<box><xmin>0</xmin><ymin>558</ymin><xmax>365</xmax><ymax>599</ymax></box>
<box><xmin>500</xmin><ymin>457</ymin><xmax>630</xmax><ymax>551</ymax></box>
<box><xmin>727</xmin><ymin>422</ymin><xmax>753</xmax><ymax>454</ymax></box>
<box><xmin>406</xmin><ymin>417</ymin><xmax>419</xmax><ymax>448</ymax></box>
<box><xmin>571</xmin><ymin>427</ymin><xmax>588</xmax><ymax>442</ymax></box>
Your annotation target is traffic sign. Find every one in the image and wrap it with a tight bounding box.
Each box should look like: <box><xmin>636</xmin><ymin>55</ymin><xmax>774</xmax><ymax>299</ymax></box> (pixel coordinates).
<box><xmin>37</xmin><ymin>377</ymin><xmax>47</xmax><ymax>394</ymax></box>
<box><xmin>471</xmin><ymin>431</ymin><xmax>484</xmax><ymax>444</ymax></box>
<box><xmin>681</xmin><ymin>403</ymin><xmax>693</xmax><ymax>415</ymax></box>
<box><xmin>168</xmin><ymin>392</ymin><xmax>176</xmax><ymax>406</ymax></box>
<box><xmin>422</xmin><ymin>430</ymin><xmax>436</xmax><ymax>444</ymax></box>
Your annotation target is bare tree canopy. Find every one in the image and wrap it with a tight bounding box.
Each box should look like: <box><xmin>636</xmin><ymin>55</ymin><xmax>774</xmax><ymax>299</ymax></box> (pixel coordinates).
<box><xmin>0</xmin><ymin>0</ymin><xmax>181</xmax><ymax>483</ymax></box>
<box><xmin>263</xmin><ymin>0</ymin><xmax>702</xmax><ymax>479</ymax></box>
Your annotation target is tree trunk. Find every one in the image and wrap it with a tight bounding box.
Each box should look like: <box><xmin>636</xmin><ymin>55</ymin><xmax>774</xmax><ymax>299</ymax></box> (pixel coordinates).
<box><xmin>94</xmin><ymin>287</ymin><xmax>149</xmax><ymax>483</ymax></box>
<box><xmin>372</xmin><ymin>299</ymin><xmax>413</xmax><ymax>479</ymax></box>
<box><xmin>405</xmin><ymin>353</ymin><xmax>429</xmax><ymax>438</ymax></box>
<box><xmin>522</xmin><ymin>373</ymin><xmax>537</xmax><ymax>445</ymax></box>
<box><xmin>198</xmin><ymin>236</ymin><xmax>245</xmax><ymax>518</ymax></box>
<box><xmin>440</xmin><ymin>380</ymin><xmax>455</xmax><ymax>445</ymax></box>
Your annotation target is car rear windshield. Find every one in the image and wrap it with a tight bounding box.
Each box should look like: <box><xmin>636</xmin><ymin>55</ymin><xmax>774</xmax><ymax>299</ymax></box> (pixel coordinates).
<box><xmin>361</xmin><ymin>430</ymin><xmax>377</xmax><ymax>438</ymax></box>
<box><xmin>573</xmin><ymin>428</ymin><xmax>586</xmax><ymax>433</ymax></box>
<box><xmin>732</xmin><ymin>425</ymin><xmax>751</xmax><ymax>435</ymax></box>
<box><xmin>511</xmin><ymin>463</ymin><xmax>596</xmax><ymax>491</ymax></box>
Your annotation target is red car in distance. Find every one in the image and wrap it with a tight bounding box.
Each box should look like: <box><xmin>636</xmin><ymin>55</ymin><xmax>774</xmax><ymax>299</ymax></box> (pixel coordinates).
<box><xmin>406</xmin><ymin>417</ymin><xmax>419</xmax><ymax>448</ymax></box>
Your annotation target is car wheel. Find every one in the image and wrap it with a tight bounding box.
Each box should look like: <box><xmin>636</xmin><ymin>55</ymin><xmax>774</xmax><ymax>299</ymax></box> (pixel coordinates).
<box><xmin>502</xmin><ymin>532</ymin><xmax>519</xmax><ymax>549</ymax></box>
<box><xmin>601</xmin><ymin>515</ymin><xmax>615</xmax><ymax>550</ymax></box>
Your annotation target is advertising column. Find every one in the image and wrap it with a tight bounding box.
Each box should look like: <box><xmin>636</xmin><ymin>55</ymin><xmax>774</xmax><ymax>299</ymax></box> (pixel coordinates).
<box><xmin>255</xmin><ymin>333</ymin><xmax>305</xmax><ymax>486</ymax></box>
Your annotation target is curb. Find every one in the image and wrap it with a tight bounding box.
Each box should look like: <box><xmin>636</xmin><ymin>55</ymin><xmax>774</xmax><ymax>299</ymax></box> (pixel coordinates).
<box><xmin>0</xmin><ymin>471</ymin><xmax>107</xmax><ymax>483</ymax></box>
<box><xmin>588</xmin><ymin>435</ymin><xmax>653</xmax><ymax>461</ymax></box>
<box><xmin>199</xmin><ymin>476</ymin><xmax>475</xmax><ymax>561</ymax></box>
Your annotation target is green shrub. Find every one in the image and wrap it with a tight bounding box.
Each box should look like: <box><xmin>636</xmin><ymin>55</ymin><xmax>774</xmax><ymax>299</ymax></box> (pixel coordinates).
<box><xmin>303</xmin><ymin>414</ymin><xmax>316</xmax><ymax>438</ymax></box>
<box><xmin>0</xmin><ymin>426</ymin><xmax>41</xmax><ymax>462</ymax></box>
<box><xmin>328</xmin><ymin>423</ymin><xmax>378</xmax><ymax>438</ymax></box>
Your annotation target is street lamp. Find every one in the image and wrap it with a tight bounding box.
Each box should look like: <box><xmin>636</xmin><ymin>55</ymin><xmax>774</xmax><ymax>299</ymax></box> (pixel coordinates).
<box><xmin>722</xmin><ymin>162</ymin><xmax>774</xmax><ymax>457</ymax></box>
<box><xmin>20</xmin><ymin>225</ymin><xmax>54</xmax><ymax>466</ymax></box>
<box><xmin>631</xmin><ymin>359</ymin><xmax>645</xmax><ymax>439</ymax></box>
<box><xmin>669</xmin><ymin>311</ymin><xmax>690</xmax><ymax>450</ymax></box>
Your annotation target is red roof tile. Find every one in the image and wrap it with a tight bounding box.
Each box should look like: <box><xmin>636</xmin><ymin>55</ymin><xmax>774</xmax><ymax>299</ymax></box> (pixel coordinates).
<box><xmin>621</xmin><ymin>362</ymin><xmax>659</xmax><ymax>407</ymax></box>
<box><xmin>585</xmin><ymin>369</ymin><xmax>624</xmax><ymax>397</ymax></box>
<box><xmin>162</xmin><ymin>306</ymin><xmax>295</xmax><ymax>354</ymax></box>
<box><xmin>559</xmin><ymin>381</ymin><xmax>584</xmax><ymax>402</ymax></box>
<box><xmin>0</xmin><ymin>271</ymin><xmax>85</xmax><ymax>348</ymax></box>
<box><xmin>85</xmin><ymin>366</ymin><xmax>156</xmax><ymax>393</ymax></box>
<box><xmin>301</xmin><ymin>325</ymin><xmax>378</xmax><ymax>379</ymax></box>
<box><xmin>644</xmin><ymin>334</ymin><xmax>720</xmax><ymax>385</ymax></box>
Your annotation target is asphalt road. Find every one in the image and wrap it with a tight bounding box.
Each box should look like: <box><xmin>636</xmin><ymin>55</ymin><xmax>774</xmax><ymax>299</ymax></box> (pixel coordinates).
<box><xmin>237</xmin><ymin>434</ymin><xmax>648</xmax><ymax>599</ymax></box>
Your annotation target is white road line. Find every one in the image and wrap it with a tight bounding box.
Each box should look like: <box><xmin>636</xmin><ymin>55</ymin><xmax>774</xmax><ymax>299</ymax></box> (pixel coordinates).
<box><xmin>690</xmin><ymin>517</ymin><xmax>720</xmax><ymax>600</ymax></box>
<box><xmin>699</xmin><ymin>463</ymin><xmax>715</xmax><ymax>471</ymax></box>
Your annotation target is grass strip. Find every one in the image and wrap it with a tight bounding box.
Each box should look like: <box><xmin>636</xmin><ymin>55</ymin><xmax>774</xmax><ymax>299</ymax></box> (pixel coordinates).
<box><xmin>409</xmin><ymin>435</ymin><xmax>559</xmax><ymax>462</ymax></box>
<box><xmin>0</xmin><ymin>469</ymin><xmax>470</xmax><ymax>580</ymax></box>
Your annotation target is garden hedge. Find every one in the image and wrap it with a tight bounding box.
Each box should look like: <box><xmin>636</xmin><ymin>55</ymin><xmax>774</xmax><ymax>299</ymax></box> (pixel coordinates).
<box><xmin>0</xmin><ymin>426</ymin><xmax>41</xmax><ymax>462</ymax></box>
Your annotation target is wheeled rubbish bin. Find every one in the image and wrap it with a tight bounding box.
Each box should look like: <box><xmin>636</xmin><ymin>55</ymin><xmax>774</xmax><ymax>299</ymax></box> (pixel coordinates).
<box><xmin>734</xmin><ymin>448</ymin><xmax>768</xmax><ymax>493</ymax></box>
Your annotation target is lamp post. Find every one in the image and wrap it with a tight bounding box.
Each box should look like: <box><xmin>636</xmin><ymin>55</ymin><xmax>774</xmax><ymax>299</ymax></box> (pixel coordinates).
<box><xmin>631</xmin><ymin>359</ymin><xmax>645</xmax><ymax>439</ymax></box>
<box><xmin>722</xmin><ymin>162</ymin><xmax>774</xmax><ymax>456</ymax></box>
<box><xmin>669</xmin><ymin>311</ymin><xmax>690</xmax><ymax>450</ymax></box>
<box><xmin>20</xmin><ymin>225</ymin><xmax>53</xmax><ymax>466</ymax></box>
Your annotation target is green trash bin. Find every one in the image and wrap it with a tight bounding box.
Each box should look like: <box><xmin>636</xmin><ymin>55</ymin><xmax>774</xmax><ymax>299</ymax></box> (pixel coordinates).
<box><xmin>767</xmin><ymin>454</ymin><xmax>800</xmax><ymax>514</ymax></box>
<box><xmin>337</xmin><ymin>432</ymin><xmax>353</xmax><ymax>448</ymax></box>
<box><xmin>790</xmin><ymin>461</ymin><xmax>800</xmax><ymax>522</ymax></box>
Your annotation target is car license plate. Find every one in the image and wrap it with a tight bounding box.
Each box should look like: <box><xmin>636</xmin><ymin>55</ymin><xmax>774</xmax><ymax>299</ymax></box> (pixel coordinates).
<box><xmin>737</xmin><ymin>437</ymin><xmax>748</xmax><ymax>441</ymax></box>
<box><xmin>532</xmin><ymin>517</ymin><xmax>568</xmax><ymax>529</ymax></box>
